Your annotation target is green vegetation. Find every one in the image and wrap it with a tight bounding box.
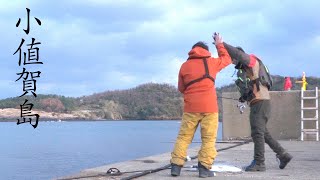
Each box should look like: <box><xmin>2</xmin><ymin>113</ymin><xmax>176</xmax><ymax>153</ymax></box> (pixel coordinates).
<box><xmin>0</xmin><ymin>75</ymin><xmax>319</xmax><ymax>120</ymax></box>
<box><xmin>0</xmin><ymin>83</ymin><xmax>183</xmax><ymax>120</ymax></box>
<box><xmin>0</xmin><ymin>94</ymin><xmax>78</xmax><ymax>113</ymax></box>
<box><xmin>79</xmin><ymin>83</ymin><xmax>183</xmax><ymax>120</ymax></box>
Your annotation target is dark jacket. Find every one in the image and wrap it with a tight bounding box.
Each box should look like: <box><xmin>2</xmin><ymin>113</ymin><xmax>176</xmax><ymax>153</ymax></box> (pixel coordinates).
<box><xmin>223</xmin><ymin>42</ymin><xmax>270</xmax><ymax>104</ymax></box>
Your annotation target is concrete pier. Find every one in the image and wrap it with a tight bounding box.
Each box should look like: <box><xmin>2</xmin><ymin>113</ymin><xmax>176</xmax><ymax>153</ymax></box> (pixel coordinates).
<box><xmin>222</xmin><ymin>90</ymin><xmax>320</xmax><ymax>140</ymax></box>
<box><xmin>57</xmin><ymin>140</ymin><xmax>320</xmax><ymax>180</ymax></box>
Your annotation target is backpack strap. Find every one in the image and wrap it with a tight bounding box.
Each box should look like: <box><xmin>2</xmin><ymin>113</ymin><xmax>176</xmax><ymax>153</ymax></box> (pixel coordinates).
<box><xmin>250</xmin><ymin>58</ymin><xmax>272</xmax><ymax>91</ymax></box>
<box><xmin>185</xmin><ymin>58</ymin><xmax>215</xmax><ymax>89</ymax></box>
<box><xmin>203</xmin><ymin>58</ymin><xmax>215</xmax><ymax>82</ymax></box>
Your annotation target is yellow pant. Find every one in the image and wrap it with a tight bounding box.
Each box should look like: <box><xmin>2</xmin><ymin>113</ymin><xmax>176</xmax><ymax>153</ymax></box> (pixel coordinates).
<box><xmin>171</xmin><ymin>112</ymin><xmax>219</xmax><ymax>170</ymax></box>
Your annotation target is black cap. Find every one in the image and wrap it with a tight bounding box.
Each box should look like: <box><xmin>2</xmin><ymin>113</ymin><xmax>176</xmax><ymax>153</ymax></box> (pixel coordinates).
<box><xmin>192</xmin><ymin>41</ymin><xmax>209</xmax><ymax>51</ymax></box>
<box><xmin>236</xmin><ymin>46</ymin><xmax>245</xmax><ymax>53</ymax></box>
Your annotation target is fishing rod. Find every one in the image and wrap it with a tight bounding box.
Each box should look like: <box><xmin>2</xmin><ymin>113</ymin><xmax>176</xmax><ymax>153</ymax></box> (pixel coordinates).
<box><xmin>217</xmin><ymin>96</ymin><xmax>239</xmax><ymax>101</ymax></box>
<box><xmin>217</xmin><ymin>96</ymin><xmax>246</xmax><ymax>114</ymax></box>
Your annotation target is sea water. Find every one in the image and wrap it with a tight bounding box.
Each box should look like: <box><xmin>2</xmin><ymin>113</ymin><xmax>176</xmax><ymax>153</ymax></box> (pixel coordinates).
<box><xmin>0</xmin><ymin>120</ymin><xmax>222</xmax><ymax>180</ymax></box>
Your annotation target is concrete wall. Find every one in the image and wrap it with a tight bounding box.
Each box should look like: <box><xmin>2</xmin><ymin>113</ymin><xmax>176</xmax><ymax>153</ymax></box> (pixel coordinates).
<box><xmin>222</xmin><ymin>90</ymin><xmax>319</xmax><ymax>140</ymax></box>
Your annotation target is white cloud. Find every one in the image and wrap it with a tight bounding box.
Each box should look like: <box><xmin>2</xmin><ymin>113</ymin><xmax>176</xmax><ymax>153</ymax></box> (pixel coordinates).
<box><xmin>42</xmin><ymin>18</ymin><xmax>128</xmax><ymax>50</ymax></box>
<box><xmin>74</xmin><ymin>0</ymin><xmax>133</xmax><ymax>6</ymax></box>
<box><xmin>215</xmin><ymin>66</ymin><xmax>237</xmax><ymax>87</ymax></box>
<box><xmin>37</xmin><ymin>82</ymin><xmax>56</xmax><ymax>92</ymax></box>
<box><xmin>1</xmin><ymin>0</ymin><xmax>320</xmax><ymax>99</ymax></box>
<box><xmin>148</xmin><ymin>57</ymin><xmax>184</xmax><ymax>85</ymax></box>
<box><xmin>107</xmin><ymin>71</ymin><xmax>137</xmax><ymax>83</ymax></box>
<box><xmin>37</xmin><ymin>82</ymin><xmax>90</xmax><ymax>97</ymax></box>
<box><xmin>0</xmin><ymin>79</ymin><xmax>21</xmax><ymax>98</ymax></box>
<box><xmin>0</xmin><ymin>0</ymin><xmax>25</xmax><ymax>13</ymax></box>
<box><xmin>315</xmin><ymin>35</ymin><xmax>320</xmax><ymax>44</ymax></box>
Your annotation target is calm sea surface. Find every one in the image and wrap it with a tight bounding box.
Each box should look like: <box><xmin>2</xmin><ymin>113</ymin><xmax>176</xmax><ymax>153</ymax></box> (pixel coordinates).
<box><xmin>0</xmin><ymin>120</ymin><xmax>222</xmax><ymax>180</ymax></box>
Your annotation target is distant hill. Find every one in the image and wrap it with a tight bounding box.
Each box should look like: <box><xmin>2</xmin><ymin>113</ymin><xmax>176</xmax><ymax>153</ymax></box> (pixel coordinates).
<box><xmin>78</xmin><ymin>83</ymin><xmax>183</xmax><ymax>120</ymax></box>
<box><xmin>0</xmin><ymin>83</ymin><xmax>183</xmax><ymax>120</ymax></box>
<box><xmin>0</xmin><ymin>75</ymin><xmax>319</xmax><ymax>121</ymax></box>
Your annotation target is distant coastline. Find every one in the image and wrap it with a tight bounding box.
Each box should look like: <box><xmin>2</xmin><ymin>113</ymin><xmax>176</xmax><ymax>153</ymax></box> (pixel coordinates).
<box><xmin>0</xmin><ymin>118</ymin><xmax>181</xmax><ymax>122</ymax></box>
<box><xmin>0</xmin><ymin>108</ymin><xmax>181</xmax><ymax>122</ymax></box>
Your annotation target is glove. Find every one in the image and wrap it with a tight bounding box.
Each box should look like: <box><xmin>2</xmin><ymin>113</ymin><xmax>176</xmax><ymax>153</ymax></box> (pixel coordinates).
<box><xmin>239</xmin><ymin>96</ymin><xmax>246</xmax><ymax>103</ymax></box>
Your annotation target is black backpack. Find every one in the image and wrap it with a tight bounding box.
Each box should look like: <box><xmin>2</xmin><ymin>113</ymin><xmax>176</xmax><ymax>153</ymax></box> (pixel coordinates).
<box><xmin>235</xmin><ymin>57</ymin><xmax>273</xmax><ymax>102</ymax></box>
<box><xmin>235</xmin><ymin>68</ymin><xmax>255</xmax><ymax>102</ymax></box>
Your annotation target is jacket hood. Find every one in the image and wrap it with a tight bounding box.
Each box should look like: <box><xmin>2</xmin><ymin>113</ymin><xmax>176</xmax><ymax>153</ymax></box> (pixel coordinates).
<box><xmin>188</xmin><ymin>47</ymin><xmax>211</xmax><ymax>59</ymax></box>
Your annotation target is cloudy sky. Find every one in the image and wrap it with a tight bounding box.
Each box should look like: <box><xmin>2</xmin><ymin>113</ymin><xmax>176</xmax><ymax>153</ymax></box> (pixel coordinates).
<box><xmin>0</xmin><ymin>0</ymin><xmax>319</xmax><ymax>99</ymax></box>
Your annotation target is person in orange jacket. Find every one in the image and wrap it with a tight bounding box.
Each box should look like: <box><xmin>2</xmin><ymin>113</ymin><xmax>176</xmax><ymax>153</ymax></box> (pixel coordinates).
<box><xmin>170</xmin><ymin>33</ymin><xmax>232</xmax><ymax>178</ymax></box>
<box><xmin>284</xmin><ymin>77</ymin><xmax>292</xmax><ymax>91</ymax></box>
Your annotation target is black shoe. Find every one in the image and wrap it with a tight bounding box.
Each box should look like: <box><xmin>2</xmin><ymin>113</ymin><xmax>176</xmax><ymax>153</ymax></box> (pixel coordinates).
<box><xmin>245</xmin><ymin>160</ymin><xmax>266</xmax><ymax>172</ymax></box>
<box><xmin>198</xmin><ymin>162</ymin><xmax>215</xmax><ymax>178</ymax></box>
<box><xmin>171</xmin><ymin>163</ymin><xmax>182</xmax><ymax>176</ymax></box>
<box><xmin>277</xmin><ymin>152</ymin><xmax>293</xmax><ymax>169</ymax></box>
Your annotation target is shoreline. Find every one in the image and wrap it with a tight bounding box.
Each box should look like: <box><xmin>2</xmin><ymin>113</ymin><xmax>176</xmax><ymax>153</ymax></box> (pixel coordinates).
<box><xmin>0</xmin><ymin>118</ymin><xmax>181</xmax><ymax>122</ymax></box>
<box><xmin>0</xmin><ymin>108</ymin><xmax>182</xmax><ymax>122</ymax></box>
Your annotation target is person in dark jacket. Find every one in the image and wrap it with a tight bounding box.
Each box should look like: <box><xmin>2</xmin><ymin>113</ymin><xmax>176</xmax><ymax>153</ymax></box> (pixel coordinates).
<box><xmin>223</xmin><ymin>42</ymin><xmax>293</xmax><ymax>172</ymax></box>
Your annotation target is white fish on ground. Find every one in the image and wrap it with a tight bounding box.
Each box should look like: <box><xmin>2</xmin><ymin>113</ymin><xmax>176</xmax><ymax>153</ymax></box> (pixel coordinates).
<box><xmin>184</xmin><ymin>163</ymin><xmax>242</xmax><ymax>173</ymax></box>
<box><xmin>210</xmin><ymin>163</ymin><xmax>242</xmax><ymax>172</ymax></box>
<box><xmin>186</xmin><ymin>156</ymin><xmax>191</xmax><ymax>161</ymax></box>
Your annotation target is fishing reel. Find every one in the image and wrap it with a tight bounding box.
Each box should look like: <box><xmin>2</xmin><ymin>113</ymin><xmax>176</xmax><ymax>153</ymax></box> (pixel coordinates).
<box><xmin>237</xmin><ymin>102</ymin><xmax>246</xmax><ymax>114</ymax></box>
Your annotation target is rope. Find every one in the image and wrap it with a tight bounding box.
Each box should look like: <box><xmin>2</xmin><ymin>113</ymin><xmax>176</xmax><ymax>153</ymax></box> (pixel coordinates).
<box><xmin>57</xmin><ymin>131</ymin><xmax>250</xmax><ymax>180</ymax></box>
<box><xmin>122</xmin><ymin>139</ymin><xmax>252</xmax><ymax>180</ymax></box>
<box><xmin>217</xmin><ymin>96</ymin><xmax>239</xmax><ymax>101</ymax></box>
<box><xmin>57</xmin><ymin>140</ymin><xmax>251</xmax><ymax>180</ymax></box>
<box><xmin>56</xmin><ymin>168</ymin><xmax>158</xmax><ymax>180</ymax></box>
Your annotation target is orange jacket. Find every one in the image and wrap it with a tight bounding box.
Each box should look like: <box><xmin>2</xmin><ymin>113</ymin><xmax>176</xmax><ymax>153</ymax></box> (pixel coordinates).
<box><xmin>178</xmin><ymin>43</ymin><xmax>231</xmax><ymax>113</ymax></box>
